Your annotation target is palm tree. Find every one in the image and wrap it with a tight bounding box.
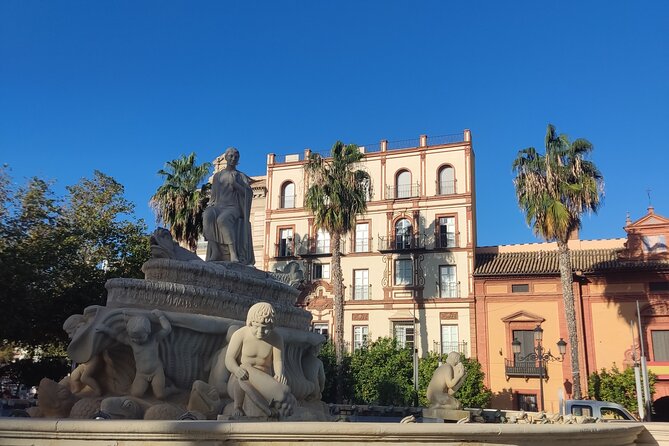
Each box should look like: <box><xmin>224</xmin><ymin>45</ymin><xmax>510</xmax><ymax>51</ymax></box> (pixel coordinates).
<box><xmin>512</xmin><ymin>124</ymin><xmax>604</xmax><ymax>399</ymax></box>
<box><xmin>304</xmin><ymin>141</ymin><xmax>371</xmax><ymax>398</ymax></box>
<box><xmin>150</xmin><ymin>153</ymin><xmax>212</xmax><ymax>252</ymax></box>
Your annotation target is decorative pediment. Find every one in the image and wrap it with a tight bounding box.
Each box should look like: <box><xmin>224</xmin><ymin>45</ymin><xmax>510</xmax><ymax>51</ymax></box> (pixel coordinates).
<box><xmin>624</xmin><ymin>208</ymin><xmax>669</xmax><ymax>259</ymax></box>
<box><xmin>501</xmin><ymin>310</ymin><xmax>546</xmax><ymax>324</ymax></box>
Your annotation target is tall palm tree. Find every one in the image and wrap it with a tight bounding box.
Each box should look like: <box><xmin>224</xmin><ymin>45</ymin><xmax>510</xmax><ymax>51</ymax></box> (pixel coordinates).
<box><xmin>512</xmin><ymin>124</ymin><xmax>604</xmax><ymax>399</ymax></box>
<box><xmin>150</xmin><ymin>153</ymin><xmax>212</xmax><ymax>252</ymax></box>
<box><xmin>305</xmin><ymin>141</ymin><xmax>371</xmax><ymax>397</ymax></box>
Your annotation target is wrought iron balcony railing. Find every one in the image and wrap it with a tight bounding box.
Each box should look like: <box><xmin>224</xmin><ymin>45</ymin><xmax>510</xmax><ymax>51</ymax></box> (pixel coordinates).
<box><xmin>504</xmin><ymin>359</ymin><xmax>544</xmax><ymax>378</ymax></box>
<box><xmin>378</xmin><ymin>235</ymin><xmax>424</xmax><ymax>252</ymax></box>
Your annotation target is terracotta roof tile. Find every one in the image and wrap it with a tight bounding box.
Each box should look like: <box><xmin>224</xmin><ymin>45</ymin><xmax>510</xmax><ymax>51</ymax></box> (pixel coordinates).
<box><xmin>474</xmin><ymin>248</ymin><xmax>669</xmax><ymax>276</ymax></box>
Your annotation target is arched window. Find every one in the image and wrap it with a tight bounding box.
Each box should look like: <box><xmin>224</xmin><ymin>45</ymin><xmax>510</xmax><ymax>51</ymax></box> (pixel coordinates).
<box><xmin>395</xmin><ymin>218</ymin><xmax>413</xmax><ymax>250</ymax></box>
<box><xmin>281</xmin><ymin>182</ymin><xmax>295</xmax><ymax>208</ymax></box>
<box><xmin>396</xmin><ymin>170</ymin><xmax>412</xmax><ymax>199</ymax></box>
<box><xmin>438</xmin><ymin>166</ymin><xmax>455</xmax><ymax>195</ymax></box>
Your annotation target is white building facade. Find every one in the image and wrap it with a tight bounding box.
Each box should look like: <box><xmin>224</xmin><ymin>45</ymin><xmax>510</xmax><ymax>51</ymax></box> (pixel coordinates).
<box><xmin>258</xmin><ymin>130</ymin><xmax>477</xmax><ymax>358</ymax></box>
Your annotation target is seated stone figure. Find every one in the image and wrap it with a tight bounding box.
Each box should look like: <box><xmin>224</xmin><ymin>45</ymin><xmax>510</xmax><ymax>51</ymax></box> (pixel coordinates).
<box><xmin>224</xmin><ymin>302</ymin><xmax>294</xmax><ymax>418</ymax></box>
<box><xmin>202</xmin><ymin>147</ymin><xmax>255</xmax><ymax>265</ymax></box>
<box><xmin>426</xmin><ymin>351</ymin><xmax>466</xmax><ymax>410</ymax></box>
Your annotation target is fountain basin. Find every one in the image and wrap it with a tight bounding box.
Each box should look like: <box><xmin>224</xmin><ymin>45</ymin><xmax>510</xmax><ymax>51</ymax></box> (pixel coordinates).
<box><xmin>0</xmin><ymin>419</ymin><xmax>653</xmax><ymax>446</ymax></box>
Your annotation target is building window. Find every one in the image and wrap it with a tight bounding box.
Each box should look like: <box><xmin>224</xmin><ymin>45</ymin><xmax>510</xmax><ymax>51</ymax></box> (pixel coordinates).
<box><xmin>280</xmin><ymin>182</ymin><xmax>295</xmax><ymax>208</ymax></box>
<box><xmin>517</xmin><ymin>393</ymin><xmax>538</xmax><ymax>412</ymax></box>
<box><xmin>511</xmin><ymin>284</ymin><xmax>530</xmax><ymax>293</ymax></box>
<box><xmin>353</xmin><ymin>269</ymin><xmax>369</xmax><ymax>300</ymax></box>
<box><xmin>394</xmin><ymin>259</ymin><xmax>413</xmax><ymax>285</ymax></box>
<box><xmin>437</xmin><ymin>216</ymin><xmax>456</xmax><ymax>248</ymax></box>
<box><xmin>355</xmin><ymin>223</ymin><xmax>369</xmax><ymax>252</ymax></box>
<box><xmin>313</xmin><ymin>323</ymin><xmax>329</xmax><ymax>339</ymax></box>
<box><xmin>315</xmin><ymin>228</ymin><xmax>330</xmax><ymax>254</ymax></box>
<box><xmin>353</xmin><ymin>325</ymin><xmax>368</xmax><ymax>350</ymax></box>
<box><xmin>650</xmin><ymin>282</ymin><xmax>669</xmax><ymax>292</ymax></box>
<box><xmin>439</xmin><ymin>265</ymin><xmax>458</xmax><ymax>297</ymax></box>
<box><xmin>441</xmin><ymin>325</ymin><xmax>459</xmax><ymax>354</ymax></box>
<box><xmin>396</xmin><ymin>170</ymin><xmax>412</xmax><ymax>199</ymax></box>
<box><xmin>313</xmin><ymin>263</ymin><xmax>330</xmax><ymax>280</ymax></box>
<box><xmin>394</xmin><ymin>322</ymin><xmax>414</xmax><ymax>350</ymax></box>
<box><xmin>278</xmin><ymin>228</ymin><xmax>293</xmax><ymax>257</ymax></box>
<box><xmin>395</xmin><ymin>218</ymin><xmax>413</xmax><ymax>250</ymax></box>
<box><xmin>438</xmin><ymin>166</ymin><xmax>455</xmax><ymax>195</ymax></box>
<box><xmin>512</xmin><ymin>329</ymin><xmax>536</xmax><ymax>364</ymax></box>
<box><xmin>651</xmin><ymin>330</ymin><xmax>669</xmax><ymax>361</ymax></box>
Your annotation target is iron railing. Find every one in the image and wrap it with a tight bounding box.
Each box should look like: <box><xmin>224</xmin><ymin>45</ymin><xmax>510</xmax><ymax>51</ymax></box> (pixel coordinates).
<box><xmin>504</xmin><ymin>359</ymin><xmax>543</xmax><ymax>378</ymax></box>
<box><xmin>378</xmin><ymin>235</ymin><xmax>424</xmax><ymax>252</ymax></box>
<box><xmin>386</xmin><ymin>182</ymin><xmax>420</xmax><ymax>200</ymax></box>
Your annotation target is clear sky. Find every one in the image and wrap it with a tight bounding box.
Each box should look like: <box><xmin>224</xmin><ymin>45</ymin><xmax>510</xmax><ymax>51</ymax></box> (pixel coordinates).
<box><xmin>1</xmin><ymin>1</ymin><xmax>667</xmax><ymax>247</ymax></box>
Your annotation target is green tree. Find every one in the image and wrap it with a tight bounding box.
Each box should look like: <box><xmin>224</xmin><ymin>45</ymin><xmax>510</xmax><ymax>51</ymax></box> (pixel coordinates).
<box><xmin>0</xmin><ymin>171</ymin><xmax>149</xmax><ymax>352</ymax></box>
<box><xmin>418</xmin><ymin>353</ymin><xmax>492</xmax><ymax>408</ymax></box>
<box><xmin>350</xmin><ymin>337</ymin><xmax>414</xmax><ymax>406</ymax></box>
<box><xmin>512</xmin><ymin>124</ymin><xmax>604</xmax><ymax>399</ymax></box>
<box><xmin>150</xmin><ymin>153</ymin><xmax>212</xmax><ymax>251</ymax></box>
<box><xmin>588</xmin><ymin>365</ymin><xmax>655</xmax><ymax>416</ymax></box>
<box><xmin>304</xmin><ymin>142</ymin><xmax>371</xmax><ymax>400</ymax></box>
<box><xmin>318</xmin><ymin>341</ymin><xmax>353</xmax><ymax>403</ymax></box>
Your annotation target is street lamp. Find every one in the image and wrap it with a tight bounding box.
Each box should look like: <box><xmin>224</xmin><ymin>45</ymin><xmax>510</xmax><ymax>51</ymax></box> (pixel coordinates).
<box><xmin>512</xmin><ymin>325</ymin><xmax>567</xmax><ymax>411</ymax></box>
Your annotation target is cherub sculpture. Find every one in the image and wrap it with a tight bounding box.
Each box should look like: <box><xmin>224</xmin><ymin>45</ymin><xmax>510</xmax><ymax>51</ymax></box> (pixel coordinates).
<box><xmin>426</xmin><ymin>351</ymin><xmax>466</xmax><ymax>410</ymax></box>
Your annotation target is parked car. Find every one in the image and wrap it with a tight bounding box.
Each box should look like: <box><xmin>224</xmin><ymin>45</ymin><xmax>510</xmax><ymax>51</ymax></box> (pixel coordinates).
<box><xmin>563</xmin><ymin>399</ymin><xmax>637</xmax><ymax>421</ymax></box>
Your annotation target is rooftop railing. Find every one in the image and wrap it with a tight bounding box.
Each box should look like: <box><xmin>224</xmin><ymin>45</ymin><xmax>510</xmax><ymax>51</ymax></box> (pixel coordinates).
<box><xmin>270</xmin><ymin>132</ymin><xmax>467</xmax><ymax>164</ymax></box>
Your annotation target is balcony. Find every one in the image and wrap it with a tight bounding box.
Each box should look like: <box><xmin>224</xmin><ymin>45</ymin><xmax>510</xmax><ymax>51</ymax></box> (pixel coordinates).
<box><xmin>378</xmin><ymin>235</ymin><xmax>425</xmax><ymax>252</ymax></box>
<box><xmin>386</xmin><ymin>182</ymin><xmax>420</xmax><ymax>200</ymax></box>
<box><xmin>350</xmin><ymin>284</ymin><xmax>372</xmax><ymax>301</ymax></box>
<box><xmin>275</xmin><ymin>240</ymin><xmax>295</xmax><ymax>258</ymax></box>
<box><xmin>296</xmin><ymin>237</ymin><xmax>349</xmax><ymax>257</ymax></box>
<box><xmin>504</xmin><ymin>359</ymin><xmax>544</xmax><ymax>378</ymax></box>
<box><xmin>433</xmin><ymin>340</ymin><xmax>469</xmax><ymax>357</ymax></box>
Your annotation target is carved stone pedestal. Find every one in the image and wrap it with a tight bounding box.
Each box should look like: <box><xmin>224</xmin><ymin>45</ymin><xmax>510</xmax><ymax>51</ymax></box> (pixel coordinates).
<box><xmin>422</xmin><ymin>408</ymin><xmax>471</xmax><ymax>423</ymax></box>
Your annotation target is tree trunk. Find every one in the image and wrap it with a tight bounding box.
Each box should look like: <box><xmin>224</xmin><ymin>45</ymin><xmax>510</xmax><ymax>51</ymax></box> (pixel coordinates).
<box><xmin>557</xmin><ymin>239</ymin><xmax>582</xmax><ymax>399</ymax></box>
<box><xmin>331</xmin><ymin>231</ymin><xmax>345</xmax><ymax>402</ymax></box>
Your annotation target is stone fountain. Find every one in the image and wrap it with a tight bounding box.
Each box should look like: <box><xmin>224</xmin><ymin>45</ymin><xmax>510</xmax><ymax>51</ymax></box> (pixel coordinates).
<box><xmin>0</xmin><ymin>148</ymin><xmax>661</xmax><ymax>445</ymax></box>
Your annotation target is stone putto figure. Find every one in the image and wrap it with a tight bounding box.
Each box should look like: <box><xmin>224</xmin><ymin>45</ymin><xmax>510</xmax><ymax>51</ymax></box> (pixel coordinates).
<box><xmin>202</xmin><ymin>147</ymin><xmax>255</xmax><ymax>265</ymax></box>
<box><xmin>97</xmin><ymin>310</ymin><xmax>172</xmax><ymax>399</ymax></box>
<box><xmin>426</xmin><ymin>351</ymin><xmax>466</xmax><ymax>410</ymax></box>
<box><xmin>224</xmin><ymin>302</ymin><xmax>294</xmax><ymax>418</ymax></box>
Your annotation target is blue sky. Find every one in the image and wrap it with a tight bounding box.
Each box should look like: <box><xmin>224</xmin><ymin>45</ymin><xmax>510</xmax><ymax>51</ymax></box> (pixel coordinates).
<box><xmin>1</xmin><ymin>1</ymin><xmax>667</xmax><ymax>246</ymax></box>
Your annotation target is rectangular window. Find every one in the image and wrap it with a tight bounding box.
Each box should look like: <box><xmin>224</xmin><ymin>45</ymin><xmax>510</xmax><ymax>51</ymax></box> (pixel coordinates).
<box><xmin>353</xmin><ymin>269</ymin><xmax>369</xmax><ymax>300</ymax></box>
<box><xmin>652</xmin><ymin>330</ymin><xmax>669</xmax><ymax>361</ymax></box>
<box><xmin>394</xmin><ymin>322</ymin><xmax>414</xmax><ymax>350</ymax></box>
<box><xmin>313</xmin><ymin>263</ymin><xmax>330</xmax><ymax>280</ymax></box>
<box><xmin>441</xmin><ymin>325</ymin><xmax>459</xmax><ymax>355</ymax></box>
<box><xmin>355</xmin><ymin>223</ymin><xmax>369</xmax><ymax>252</ymax></box>
<box><xmin>278</xmin><ymin>228</ymin><xmax>293</xmax><ymax>257</ymax></box>
<box><xmin>439</xmin><ymin>265</ymin><xmax>458</xmax><ymax>297</ymax></box>
<box><xmin>511</xmin><ymin>284</ymin><xmax>530</xmax><ymax>293</ymax></box>
<box><xmin>353</xmin><ymin>325</ymin><xmax>368</xmax><ymax>350</ymax></box>
<box><xmin>517</xmin><ymin>393</ymin><xmax>538</xmax><ymax>412</ymax></box>
<box><xmin>394</xmin><ymin>259</ymin><xmax>413</xmax><ymax>285</ymax></box>
<box><xmin>650</xmin><ymin>282</ymin><xmax>669</xmax><ymax>292</ymax></box>
<box><xmin>512</xmin><ymin>330</ymin><xmax>536</xmax><ymax>364</ymax></box>
<box><xmin>312</xmin><ymin>323</ymin><xmax>329</xmax><ymax>339</ymax></box>
<box><xmin>315</xmin><ymin>229</ymin><xmax>330</xmax><ymax>254</ymax></box>
<box><xmin>438</xmin><ymin>216</ymin><xmax>456</xmax><ymax>248</ymax></box>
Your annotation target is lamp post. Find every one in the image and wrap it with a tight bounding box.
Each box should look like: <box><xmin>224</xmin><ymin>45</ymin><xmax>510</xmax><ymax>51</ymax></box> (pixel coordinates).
<box><xmin>512</xmin><ymin>325</ymin><xmax>567</xmax><ymax>411</ymax></box>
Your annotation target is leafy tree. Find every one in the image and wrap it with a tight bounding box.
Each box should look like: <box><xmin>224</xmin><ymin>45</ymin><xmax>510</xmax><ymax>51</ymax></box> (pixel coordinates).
<box><xmin>418</xmin><ymin>353</ymin><xmax>492</xmax><ymax>408</ymax></box>
<box><xmin>150</xmin><ymin>153</ymin><xmax>211</xmax><ymax>251</ymax></box>
<box><xmin>318</xmin><ymin>341</ymin><xmax>353</xmax><ymax>403</ymax></box>
<box><xmin>0</xmin><ymin>170</ymin><xmax>149</xmax><ymax>352</ymax></box>
<box><xmin>304</xmin><ymin>142</ymin><xmax>371</xmax><ymax>401</ymax></box>
<box><xmin>512</xmin><ymin>124</ymin><xmax>604</xmax><ymax>399</ymax></box>
<box><xmin>588</xmin><ymin>364</ymin><xmax>655</xmax><ymax>416</ymax></box>
<box><xmin>350</xmin><ymin>337</ymin><xmax>414</xmax><ymax>406</ymax></box>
